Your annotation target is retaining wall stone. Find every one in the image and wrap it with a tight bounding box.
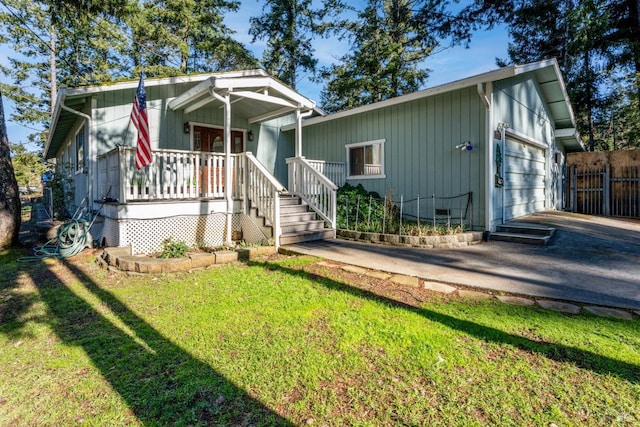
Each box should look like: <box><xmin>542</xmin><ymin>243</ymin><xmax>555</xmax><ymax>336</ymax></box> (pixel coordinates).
<box><xmin>337</xmin><ymin>230</ymin><xmax>483</xmax><ymax>248</ymax></box>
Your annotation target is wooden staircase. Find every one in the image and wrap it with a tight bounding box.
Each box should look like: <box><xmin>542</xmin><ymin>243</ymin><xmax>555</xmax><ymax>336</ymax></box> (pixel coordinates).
<box><xmin>490</xmin><ymin>222</ymin><xmax>556</xmax><ymax>245</ymax></box>
<box><xmin>279</xmin><ymin>195</ymin><xmax>335</xmax><ymax>245</ymax></box>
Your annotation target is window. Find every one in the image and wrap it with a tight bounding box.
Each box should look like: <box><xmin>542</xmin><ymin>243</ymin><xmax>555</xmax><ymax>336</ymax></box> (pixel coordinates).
<box><xmin>75</xmin><ymin>126</ymin><xmax>85</xmax><ymax>173</ymax></box>
<box><xmin>346</xmin><ymin>139</ymin><xmax>385</xmax><ymax>179</ymax></box>
<box><xmin>193</xmin><ymin>125</ymin><xmax>244</xmax><ymax>153</ymax></box>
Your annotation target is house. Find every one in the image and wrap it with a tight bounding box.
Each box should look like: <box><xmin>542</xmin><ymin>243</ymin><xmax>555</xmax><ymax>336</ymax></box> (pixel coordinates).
<box><xmin>44</xmin><ymin>69</ymin><xmax>336</xmax><ymax>254</ymax></box>
<box><xmin>281</xmin><ymin>58</ymin><xmax>584</xmax><ymax>232</ymax></box>
<box><xmin>44</xmin><ymin>59</ymin><xmax>583</xmax><ymax>255</ymax></box>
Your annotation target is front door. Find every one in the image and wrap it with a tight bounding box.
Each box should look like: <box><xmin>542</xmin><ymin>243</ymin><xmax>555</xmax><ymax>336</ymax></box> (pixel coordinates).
<box><xmin>193</xmin><ymin>126</ymin><xmax>244</xmax><ymax>153</ymax></box>
<box><xmin>193</xmin><ymin>126</ymin><xmax>244</xmax><ymax>196</ymax></box>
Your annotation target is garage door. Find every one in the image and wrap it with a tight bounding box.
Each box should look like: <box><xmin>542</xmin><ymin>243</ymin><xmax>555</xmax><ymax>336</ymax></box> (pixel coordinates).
<box><xmin>504</xmin><ymin>138</ymin><xmax>546</xmax><ymax>220</ymax></box>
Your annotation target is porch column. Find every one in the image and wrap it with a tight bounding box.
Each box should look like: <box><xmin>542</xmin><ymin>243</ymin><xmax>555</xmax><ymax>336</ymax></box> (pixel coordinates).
<box><xmin>294</xmin><ymin>108</ymin><xmax>313</xmax><ymax>158</ymax></box>
<box><xmin>210</xmin><ymin>88</ymin><xmax>233</xmax><ymax>245</ymax></box>
<box><xmin>295</xmin><ymin>109</ymin><xmax>302</xmax><ymax>158</ymax></box>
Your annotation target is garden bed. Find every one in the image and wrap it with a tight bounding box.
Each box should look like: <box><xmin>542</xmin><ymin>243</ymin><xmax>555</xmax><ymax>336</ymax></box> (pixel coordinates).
<box><xmin>98</xmin><ymin>245</ymin><xmax>278</xmax><ymax>273</ymax></box>
<box><xmin>337</xmin><ymin>229</ymin><xmax>483</xmax><ymax>248</ymax></box>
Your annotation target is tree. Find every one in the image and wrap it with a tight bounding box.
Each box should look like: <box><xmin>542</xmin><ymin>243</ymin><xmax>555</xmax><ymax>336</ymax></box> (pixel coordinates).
<box><xmin>0</xmin><ymin>92</ymin><xmax>21</xmax><ymax>248</ymax></box>
<box><xmin>491</xmin><ymin>0</ymin><xmax>640</xmax><ymax>150</ymax></box>
<box><xmin>249</xmin><ymin>0</ymin><xmax>346</xmax><ymax>88</ymax></box>
<box><xmin>11</xmin><ymin>143</ymin><xmax>46</xmax><ymax>190</ymax></box>
<box><xmin>130</xmin><ymin>0</ymin><xmax>256</xmax><ymax>77</ymax></box>
<box><xmin>319</xmin><ymin>0</ymin><xmax>438</xmax><ymax>113</ymax></box>
<box><xmin>0</xmin><ymin>0</ymin><xmax>56</xmax><ymax>145</ymax></box>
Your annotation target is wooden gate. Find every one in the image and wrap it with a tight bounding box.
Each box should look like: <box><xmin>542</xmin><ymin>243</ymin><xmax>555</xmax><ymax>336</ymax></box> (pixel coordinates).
<box><xmin>568</xmin><ymin>164</ymin><xmax>640</xmax><ymax>217</ymax></box>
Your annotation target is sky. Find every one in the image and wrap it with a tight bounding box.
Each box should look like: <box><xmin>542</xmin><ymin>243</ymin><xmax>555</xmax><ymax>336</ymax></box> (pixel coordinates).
<box><xmin>0</xmin><ymin>1</ymin><xmax>510</xmax><ymax>151</ymax></box>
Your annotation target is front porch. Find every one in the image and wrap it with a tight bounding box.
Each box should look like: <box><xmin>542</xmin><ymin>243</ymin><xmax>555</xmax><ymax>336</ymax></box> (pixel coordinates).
<box><xmin>95</xmin><ymin>146</ymin><xmax>343</xmax><ymax>254</ymax></box>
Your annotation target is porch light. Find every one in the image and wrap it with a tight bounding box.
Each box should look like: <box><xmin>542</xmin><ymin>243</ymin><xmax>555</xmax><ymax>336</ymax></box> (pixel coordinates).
<box><xmin>456</xmin><ymin>141</ymin><xmax>473</xmax><ymax>151</ymax></box>
<box><xmin>248</xmin><ymin>130</ymin><xmax>254</xmax><ymax>141</ymax></box>
<box><xmin>495</xmin><ymin>122</ymin><xmax>510</xmax><ymax>139</ymax></box>
<box><xmin>183</xmin><ymin>122</ymin><xmax>190</xmax><ymax>134</ymax></box>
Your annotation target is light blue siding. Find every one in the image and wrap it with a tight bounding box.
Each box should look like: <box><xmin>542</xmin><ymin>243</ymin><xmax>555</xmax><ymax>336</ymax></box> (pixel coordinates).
<box><xmin>491</xmin><ymin>74</ymin><xmax>555</xmax><ymax>227</ymax></box>
<box><xmin>298</xmin><ymin>86</ymin><xmax>486</xmax><ymax>229</ymax></box>
<box><xmin>91</xmin><ymin>82</ymin><xmax>282</xmax><ymax>176</ymax></box>
<box><xmin>493</xmin><ymin>75</ymin><xmax>554</xmax><ymax>146</ymax></box>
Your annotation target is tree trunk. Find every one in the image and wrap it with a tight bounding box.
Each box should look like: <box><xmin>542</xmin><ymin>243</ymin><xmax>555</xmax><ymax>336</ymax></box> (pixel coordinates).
<box><xmin>0</xmin><ymin>92</ymin><xmax>22</xmax><ymax>248</ymax></box>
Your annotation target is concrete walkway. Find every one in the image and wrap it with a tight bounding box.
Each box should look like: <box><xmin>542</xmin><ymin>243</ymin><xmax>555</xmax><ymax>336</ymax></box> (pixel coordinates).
<box><xmin>283</xmin><ymin>211</ymin><xmax>640</xmax><ymax>311</ymax></box>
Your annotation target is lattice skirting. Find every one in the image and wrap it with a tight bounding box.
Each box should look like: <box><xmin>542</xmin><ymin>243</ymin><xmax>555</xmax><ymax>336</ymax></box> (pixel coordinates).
<box><xmin>102</xmin><ymin>212</ymin><xmax>270</xmax><ymax>255</ymax></box>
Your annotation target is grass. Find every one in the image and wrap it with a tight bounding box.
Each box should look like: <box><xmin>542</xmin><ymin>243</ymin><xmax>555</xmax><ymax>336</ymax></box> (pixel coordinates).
<box><xmin>1</xmin><ymin>246</ymin><xmax>639</xmax><ymax>426</ymax></box>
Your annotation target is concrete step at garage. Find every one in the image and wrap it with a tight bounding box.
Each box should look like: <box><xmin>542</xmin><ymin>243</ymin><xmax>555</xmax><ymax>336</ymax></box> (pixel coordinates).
<box><xmin>491</xmin><ymin>222</ymin><xmax>556</xmax><ymax>245</ymax></box>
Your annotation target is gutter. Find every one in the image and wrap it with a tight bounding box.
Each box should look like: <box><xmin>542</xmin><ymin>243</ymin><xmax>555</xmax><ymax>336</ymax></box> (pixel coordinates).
<box><xmin>58</xmin><ymin>91</ymin><xmax>94</xmax><ymax>209</ymax></box>
<box><xmin>43</xmin><ymin>88</ymin><xmax>67</xmax><ymax>160</ymax></box>
<box><xmin>477</xmin><ymin>82</ymin><xmax>494</xmax><ymax>233</ymax></box>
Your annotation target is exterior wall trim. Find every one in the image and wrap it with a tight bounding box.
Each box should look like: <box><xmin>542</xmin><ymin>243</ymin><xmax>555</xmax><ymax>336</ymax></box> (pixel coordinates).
<box><xmin>505</xmin><ymin>128</ymin><xmax>548</xmax><ymax>150</ymax></box>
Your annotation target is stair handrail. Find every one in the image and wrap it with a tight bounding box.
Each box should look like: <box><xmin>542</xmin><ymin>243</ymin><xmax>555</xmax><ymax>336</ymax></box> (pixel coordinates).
<box><xmin>286</xmin><ymin>156</ymin><xmax>338</xmax><ymax>228</ymax></box>
<box><xmin>244</xmin><ymin>152</ymin><xmax>286</xmax><ymax>247</ymax></box>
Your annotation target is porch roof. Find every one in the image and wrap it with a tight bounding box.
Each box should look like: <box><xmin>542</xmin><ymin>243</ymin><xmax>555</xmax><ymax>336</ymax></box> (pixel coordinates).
<box><xmin>167</xmin><ymin>70</ymin><xmax>316</xmax><ymax>123</ymax></box>
<box><xmin>44</xmin><ymin>69</ymin><xmax>318</xmax><ymax>160</ymax></box>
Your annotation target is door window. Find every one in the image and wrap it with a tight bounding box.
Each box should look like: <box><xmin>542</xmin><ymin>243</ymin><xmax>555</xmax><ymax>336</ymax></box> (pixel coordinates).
<box><xmin>194</xmin><ymin>126</ymin><xmax>244</xmax><ymax>153</ymax></box>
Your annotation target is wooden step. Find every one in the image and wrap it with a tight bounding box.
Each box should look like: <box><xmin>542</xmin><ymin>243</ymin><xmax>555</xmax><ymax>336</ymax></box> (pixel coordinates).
<box><xmin>281</xmin><ymin>220</ymin><xmax>326</xmax><ymax>234</ymax></box>
<box><xmin>280</xmin><ymin>211</ymin><xmax>318</xmax><ymax>223</ymax></box>
<box><xmin>279</xmin><ymin>195</ymin><xmax>304</xmax><ymax>206</ymax></box>
<box><xmin>280</xmin><ymin>229</ymin><xmax>336</xmax><ymax>245</ymax></box>
<box><xmin>280</xmin><ymin>204</ymin><xmax>310</xmax><ymax>215</ymax></box>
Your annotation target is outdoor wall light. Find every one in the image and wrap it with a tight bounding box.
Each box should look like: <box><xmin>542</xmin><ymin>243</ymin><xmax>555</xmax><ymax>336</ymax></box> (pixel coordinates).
<box><xmin>456</xmin><ymin>141</ymin><xmax>473</xmax><ymax>151</ymax></box>
<box><xmin>495</xmin><ymin>122</ymin><xmax>510</xmax><ymax>139</ymax></box>
<box><xmin>183</xmin><ymin>122</ymin><xmax>190</xmax><ymax>134</ymax></box>
<box><xmin>248</xmin><ymin>130</ymin><xmax>254</xmax><ymax>141</ymax></box>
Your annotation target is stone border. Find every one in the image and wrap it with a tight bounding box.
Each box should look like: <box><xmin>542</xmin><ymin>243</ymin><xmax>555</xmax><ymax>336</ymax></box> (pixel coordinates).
<box><xmin>305</xmin><ymin>257</ymin><xmax>639</xmax><ymax>322</ymax></box>
<box><xmin>337</xmin><ymin>229</ymin><xmax>484</xmax><ymax>248</ymax></box>
<box><xmin>98</xmin><ymin>245</ymin><xmax>277</xmax><ymax>274</ymax></box>
<box><xmin>419</xmin><ymin>275</ymin><xmax>637</xmax><ymax>320</ymax></box>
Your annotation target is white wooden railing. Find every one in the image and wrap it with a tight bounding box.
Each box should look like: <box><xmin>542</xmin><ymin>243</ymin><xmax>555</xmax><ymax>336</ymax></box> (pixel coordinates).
<box><xmin>287</xmin><ymin>156</ymin><xmax>338</xmax><ymax>228</ymax></box>
<box><xmin>305</xmin><ymin>159</ymin><xmax>346</xmax><ymax>187</ymax></box>
<box><xmin>97</xmin><ymin>146</ymin><xmax>242</xmax><ymax>202</ymax></box>
<box><xmin>244</xmin><ymin>152</ymin><xmax>285</xmax><ymax>246</ymax></box>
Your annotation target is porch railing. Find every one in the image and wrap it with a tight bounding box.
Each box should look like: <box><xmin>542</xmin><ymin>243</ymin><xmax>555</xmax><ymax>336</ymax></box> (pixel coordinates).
<box><xmin>244</xmin><ymin>152</ymin><xmax>285</xmax><ymax>246</ymax></box>
<box><xmin>305</xmin><ymin>159</ymin><xmax>346</xmax><ymax>187</ymax></box>
<box><xmin>97</xmin><ymin>146</ymin><xmax>242</xmax><ymax>202</ymax></box>
<box><xmin>287</xmin><ymin>156</ymin><xmax>338</xmax><ymax>228</ymax></box>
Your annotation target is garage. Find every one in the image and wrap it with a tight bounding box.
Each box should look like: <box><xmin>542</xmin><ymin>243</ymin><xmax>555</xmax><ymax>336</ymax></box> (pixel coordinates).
<box><xmin>504</xmin><ymin>136</ymin><xmax>547</xmax><ymax>220</ymax></box>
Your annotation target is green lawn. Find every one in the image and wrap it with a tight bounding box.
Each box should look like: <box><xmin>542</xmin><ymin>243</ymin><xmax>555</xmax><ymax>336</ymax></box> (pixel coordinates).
<box><xmin>1</xmin><ymin>247</ymin><xmax>639</xmax><ymax>426</ymax></box>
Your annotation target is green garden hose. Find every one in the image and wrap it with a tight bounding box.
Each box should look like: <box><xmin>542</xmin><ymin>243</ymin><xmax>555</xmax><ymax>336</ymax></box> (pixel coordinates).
<box><xmin>19</xmin><ymin>219</ymin><xmax>89</xmax><ymax>261</ymax></box>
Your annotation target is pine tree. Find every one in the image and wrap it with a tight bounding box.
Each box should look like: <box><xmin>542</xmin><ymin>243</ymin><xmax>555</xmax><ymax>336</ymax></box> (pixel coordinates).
<box><xmin>492</xmin><ymin>0</ymin><xmax>640</xmax><ymax>150</ymax></box>
<box><xmin>319</xmin><ymin>0</ymin><xmax>438</xmax><ymax>113</ymax></box>
<box><xmin>131</xmin><ymin>0</ymin><xmax>256</xmax><ymax>77</ymax></box>
<box><xmin>249</xmin><ymin>0</ymin><xmax>346</xmax><ymax>88</ymax></box>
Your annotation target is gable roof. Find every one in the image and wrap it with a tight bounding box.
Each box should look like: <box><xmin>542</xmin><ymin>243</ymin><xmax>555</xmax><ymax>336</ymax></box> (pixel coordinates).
<box><xmin>282</xmin><ymin>58</ymin><xmax>584</xmax><ymax>152</ymax></box>
<box><xmin>44</xmin><ymin>69</ymin><xmax>316</xmax><ymax>159</ymax></box>
<box><xmin>167</xmin><ymin>72</ymin><xmax>315</xmax><ymax>123</ymax></box>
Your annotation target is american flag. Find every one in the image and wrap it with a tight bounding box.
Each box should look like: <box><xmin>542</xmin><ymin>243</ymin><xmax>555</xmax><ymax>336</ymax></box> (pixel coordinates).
<box><xmin>130</xmin><ymin>74</ymin><xmax>151</xmax><ymax>169</ymax></box>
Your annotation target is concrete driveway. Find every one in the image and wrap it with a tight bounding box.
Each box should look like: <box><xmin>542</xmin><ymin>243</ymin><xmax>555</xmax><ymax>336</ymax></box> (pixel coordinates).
<box><xmin>283</xmin><ymin>211</ymin><xmax>640</xmax><ymax>310</ymax></box>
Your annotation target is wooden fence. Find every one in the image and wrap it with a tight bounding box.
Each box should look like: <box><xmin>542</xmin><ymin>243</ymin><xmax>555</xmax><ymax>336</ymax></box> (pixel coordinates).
<box><xmin>568</xmin><ymin>164</ymin><xmax>640</xmax><ymax>217</ymax></box>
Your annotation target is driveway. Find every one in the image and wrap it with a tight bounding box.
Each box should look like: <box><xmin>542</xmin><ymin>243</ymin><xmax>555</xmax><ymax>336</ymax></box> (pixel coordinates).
<box><xmin>283</xmin><ymin>211</ymin><xmax>640</xmax><ymax>310</ymax></box>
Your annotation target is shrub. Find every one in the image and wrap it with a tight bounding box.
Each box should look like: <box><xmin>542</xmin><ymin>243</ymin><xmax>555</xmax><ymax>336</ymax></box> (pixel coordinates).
<box><xmin>160</xmin><ymin>237</ymin><xmax>189</xmax><ymax>259</ymax></box>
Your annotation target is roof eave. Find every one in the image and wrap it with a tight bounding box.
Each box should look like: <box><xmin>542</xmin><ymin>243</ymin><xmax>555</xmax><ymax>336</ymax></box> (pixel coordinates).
<box><xmin>43</xmin><ymin>88</ymin><xmax>67</xmax><ymax>160</ymax></box>
<box><xmin>281</xmin><ymin>66</ymin><xmax>519</xmax><ymax>131</ymax></box>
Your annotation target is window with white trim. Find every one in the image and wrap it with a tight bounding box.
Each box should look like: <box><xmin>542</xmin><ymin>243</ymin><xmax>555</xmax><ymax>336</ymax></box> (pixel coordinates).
<box><xmin>75</xmin><ymin>125</ymin><xmax>85</xmax><ymax>173</ymax></box>
<box><xmin>346</xmin><ymin>139</ymin><xmax>385</xmax><ymax>179</ymax></box>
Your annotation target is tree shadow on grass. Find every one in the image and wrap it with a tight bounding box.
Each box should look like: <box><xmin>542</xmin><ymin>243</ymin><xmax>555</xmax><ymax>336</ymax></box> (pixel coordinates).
<box><xmin>253</xmin><ymin>259</ymin><xmax>640</xmax><ymax>385</ymax></box>
<box><xmin>25</xmin><ymin>258</ymin><xmax>293</xmax><ymax>426</ymax></box>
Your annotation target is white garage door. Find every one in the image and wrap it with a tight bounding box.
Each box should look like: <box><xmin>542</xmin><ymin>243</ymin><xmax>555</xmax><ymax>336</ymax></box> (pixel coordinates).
<box><xmin>504</xmin><ymin>138</ymin><xmax>546</xmax><ymax>220</ymax></box>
